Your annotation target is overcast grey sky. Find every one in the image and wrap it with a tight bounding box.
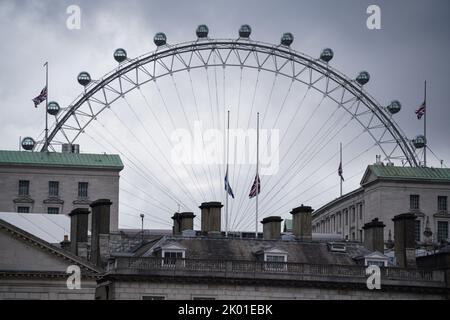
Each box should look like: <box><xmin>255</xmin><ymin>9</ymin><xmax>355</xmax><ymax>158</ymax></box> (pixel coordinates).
<box><xmin>1</xmin><ymin>0</ymin><xmax>449</xmax><ymax>230</ymax></box>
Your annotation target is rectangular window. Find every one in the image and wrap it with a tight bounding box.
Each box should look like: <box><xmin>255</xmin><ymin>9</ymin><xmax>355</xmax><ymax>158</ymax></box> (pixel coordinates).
<box><xmin>351</xmin><ymin>207</ymin><xmax>355</xmax><ymax>223</ymax></box>
<box><xmin>414</xmin><ymin>220</ymin><xmax>421</xmax><ymax>242</ymax></box>
<box><xmin>345</xmin><ymin>211</ymin><xmax>348</xmax><ymax>226</ymax></box>
<box><xmin>78</xmin><ymin>182</ymin><xmax>88</xmax><ymax>198</ymax></box>
<box><xmin>366</xmin><ymin>260</ymin><xmax>386</xmax><ymax>267</ymax></box>
<box><xmin>142</xmin><ymin>296</ymin><xmax>165</xmax><ymax>300</ymax></box>
<box><xmin>47</xmin><ymin>207</ymin><xmax>59</xmax><ymax>214</ymax></box>
<box><xmin>264</xmin><ymin>254</ymin><xmax>287</xmax><ymax>271</ymax></box>
<box><xmin>438</xmin><ymin>196</ymin><xmax>448</xmax><ymax>211</ymax></box>
<box><xmin>49</xmin><ymin>181</ymin><xmax>59</xmax><ymax>197</ymax></box>
<box><xmin>17</xmin><ymin>206</ymin><xmax>30</xmax><ymax>213</ymax></box>
<box><xmin>359</xmin><ymin>204</ymin><xmax>363</xmax><ymax>220</ymax></box>
<box><xmin>163</xmin><ymin>251</ymin><xmax>183</xmax><ymax>267</ymax></box>
<box><xmin>410</xmin><ymin>195</ymin><xmax>420</xmax><ymax>210</ymax></box>
<box><xmin>437</xmin><ymin>221</ymin><xmax>449</xmax><ymax>242</ymax></box>
<box><xmin>18</xmin><ymin>180</ymin><xmax>30</xmax><ymax>196</ymax></box>
<box><xmin>359</xmin><ymin>230</ymin><xmax>363</xmax><ymax>241</ymax></box>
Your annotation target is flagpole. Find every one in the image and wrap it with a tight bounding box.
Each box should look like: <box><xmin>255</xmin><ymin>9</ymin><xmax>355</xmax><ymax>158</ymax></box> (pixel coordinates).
<box><xmin>340</xmin><ymin>142</ymin><xmax>343</xmax><ymax>197</ymax></box>
<box><xmin>423</xmin><ymin>80</ymin><xmax>427</xmax><ymax>167</ymax></box>
<box><xmin>255</xmin><ymin>112</ymin><xmax>260</xmax><ymax>238</ymax></box>
<box><xmin>44</xmin><ymin>62</ymin><xmax>49</xmax><ymax>152</ymax></box>
<box><xmin>225</xmin><ymin>110</ymin><xmax>230</xmax><ymax>237</ymax></box>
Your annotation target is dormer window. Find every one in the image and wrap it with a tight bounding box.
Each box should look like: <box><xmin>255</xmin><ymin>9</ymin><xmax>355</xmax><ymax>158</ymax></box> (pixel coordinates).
<box><xmin>163</xmin><ymin>250</ymin><xmax>184</xmax><ymax>267</ymax></box>
<box><xmin>363</xmin><ymin>251</ymin><xmax>388</xmax><ymax>267</ymax></box>
<box><xmin>157</xmin><ymin>242</ymin><xmax>186</xmax><ymax>268</ymax></box>
<box><xmin>258</xmin><ymin>248</ymin><xmax>288</xmax><ymax>271</ymax></box>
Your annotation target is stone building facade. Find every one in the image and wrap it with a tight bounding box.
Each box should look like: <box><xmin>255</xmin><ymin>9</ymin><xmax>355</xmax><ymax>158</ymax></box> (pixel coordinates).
<box><xmin>311</xmin><ymin>164</ymin><xmax>450</xmax><ymax>243</ymax></box>
<box><xmin>0</xmin><ymin>150</ymin><xmax>123</xmax><ymax>231</ymax></box>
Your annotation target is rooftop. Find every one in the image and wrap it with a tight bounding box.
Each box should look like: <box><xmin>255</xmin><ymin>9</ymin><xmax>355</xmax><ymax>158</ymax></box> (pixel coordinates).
<box><xmin>361</xmin><ymin>164</ymin><xmax>450</xmax><ymax>184</ymax></box>
<box><xmin>0</xmin><ymin>150</ymin><xmax>123</xmax><ymax>170</ymax></box>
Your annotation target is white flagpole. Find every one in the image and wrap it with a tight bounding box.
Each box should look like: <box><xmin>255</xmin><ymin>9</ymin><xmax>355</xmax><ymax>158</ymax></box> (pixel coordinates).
<box><xmin>340</xmin><ymin>142</ymin><xmax>343</xmax><ymax>197</ymax></box>
<box><xmin>423</xmin><ymin>80</ymin><xmax>427</xmax><ymax>167</ymax></box>
<box><xmin>225</xmin><ymin>110</ymin><xmax>230</xmax><ymax>237</ymax></box>
<box><xmin>44</xmin><ymin>62</ymin><xmax>49</xmax><ymax>152</ymax></box>
<box><xmin>255</xmin><ymin>112</ymin><xmax>260</xmax><ymax>238</ymax></box>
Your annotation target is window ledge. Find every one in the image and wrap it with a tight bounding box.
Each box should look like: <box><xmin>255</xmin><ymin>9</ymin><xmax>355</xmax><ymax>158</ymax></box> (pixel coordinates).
<box><xmin>43</xmin><ymin>197</ymin><xmax>64</xmax><ymax>204</ymax></box>
<box><xmin>13</xmin><ymin>197</ymin><xmax>34</xmax><ymax>204</ymax></box>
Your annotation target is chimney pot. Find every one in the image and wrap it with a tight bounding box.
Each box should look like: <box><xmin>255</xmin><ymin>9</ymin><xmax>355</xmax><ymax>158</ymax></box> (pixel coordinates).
<box><xmin>392</xmin><ymin>213</ymin><xmax>417</xmax><ymax>268</ymax></box>
<box><xmin>68</xmin><ymin>208</ymin><xmax>90</xmax><ymax>256</ymax></box>
<box><xmin>290</xmin><ymin>205</ymin><xmax>313</xmax><ymax>240</ymax></box>
<box><xmin>200</xmin><ymin>202</ymin><xmax>223</xmax><ymax>235</ymax></box>
<box><xmin>362</xmin><ymin>218</ymin><xmax>385</xmax><ymax>252</ymax></box>
<box><xmin>261</xmin><ymin>216</ymin><xmax>283</xmax><ymax>240</ymax></box>
<box><xmin>90</xmin><ymin>199</ymin><xmax>112</xmax><ymax>267</ymax></box>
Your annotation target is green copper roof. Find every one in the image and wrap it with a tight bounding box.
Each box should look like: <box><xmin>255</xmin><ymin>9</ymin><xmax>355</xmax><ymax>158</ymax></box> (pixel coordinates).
<box><xmin>365</xmin><ymin>164</ymin><xmax>450</xmax><ymax>182</ymax></box>
<box><xmin>0</xmin><ymin>150</ymin><xmax>123</xmax><ymax>170</ymax></box>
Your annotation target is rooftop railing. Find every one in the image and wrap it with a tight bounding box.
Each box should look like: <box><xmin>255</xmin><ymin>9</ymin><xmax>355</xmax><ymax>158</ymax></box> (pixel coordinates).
<box><xmin>109</xmin><ymin>257</ymin><xmax>446</xmax><ymax>287</ymax></box>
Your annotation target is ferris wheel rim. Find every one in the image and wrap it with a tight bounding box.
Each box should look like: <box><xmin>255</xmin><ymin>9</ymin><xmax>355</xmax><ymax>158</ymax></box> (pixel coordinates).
<box><xmin>38</xmin><ymin>38</ymin><xmax>419</xmax><ymax>167</ymax></box>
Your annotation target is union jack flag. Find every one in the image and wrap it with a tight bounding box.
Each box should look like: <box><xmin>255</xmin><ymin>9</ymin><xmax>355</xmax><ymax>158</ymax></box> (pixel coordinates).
<box><xmin>415</xmin><ymin>102</ymin><xmax>426</xmax><ymax>119</ymax></box>
<box><xmin>32</xmin><ymin>86</ymin><xmax>47</xmax><ymax>108</ymax></box>
<box><xmin>248</xmin><ymin>174</ymin><xmax>261</xmax><ymax>199</ymax></box>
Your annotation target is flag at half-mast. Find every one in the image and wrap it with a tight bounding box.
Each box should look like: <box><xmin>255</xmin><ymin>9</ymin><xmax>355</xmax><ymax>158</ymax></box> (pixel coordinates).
<box><xmin>415</xmin><ymin>101</ymin><xmax>426</xmax><ymax>119</ymax></box>
<box><xmin>338</xmin><ymin>162</ymin><xmax>344</xmax><ymax>181</ymax></box>
<box><xmin>32</xmin><ymin>86</ymin><xmax>47</xmax><ymax>108</ymax></box>
<box><xmin>224</xmin><ymin>169</ymin><xmax>235</xmax><ymax>199</ymax></box>
<box><xmin>248</xmin><ymin>174</ymin><xmax>261</xmax><ymax>199</ymax></box>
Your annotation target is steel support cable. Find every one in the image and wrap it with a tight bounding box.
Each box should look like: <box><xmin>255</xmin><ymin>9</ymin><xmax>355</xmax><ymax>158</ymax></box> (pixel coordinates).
<box><xmin>428</xmin><ymin>147</ymin><xmax>447</xmax><ymax>168</ymax></box>
<box><xmin>231</xmin><ymin>70</ymin><xmax>261</xmax><ymax>224</ymax></box>
<box><xmin>121</xmin><ymin>203</ymin><xmax>173</xmax><ymax>227</ymax></box>
<box><xmin>235</xmin><ymin>93</ymin><xmax>327</xmax><ymax>229</ymax></box>
<box><xmin>120</xmin><ymin>97</ymin><xmax>201</xmax><ymax>206</ymax></box>
<box><xmin>213</xmin><ymin>60</ymin><xmax>224</xmax><ymax>194</ymax></box>
<box><xmin>87</xmin><ymin>115</ymin><xmax>193</xmax><ymax>209</ymax></box>
<box><xmin>84</xmin><ymin>127</ymin><xmax>190</xmax><ymax>210</ymax></box>
<box><xmin>170</xmin><ymin>76</ymin><xmax>210</xmax><ymax>201</ymax></box>
<box><xmin>138</xmin><ymin>87</ymin><xmax>209</xmax><ymax>202</ymax></box>
<box><xmin>229</xmin><ymin>67</ymin><xmax>244</xmax><ymax>228</ymax></box>
<box><xmin>257</xmin><ymin>102</ymin><xmax>348</xmax><ymax>204</ymax></box>
<box><xmin>120</xmin><ymin>211</ymin><xmax>175</xmax><ymax>229</ymax></box>
<box><xmin>231</xmin><ymin>72</ymin><xmax>275</xmax><ymax>230</ymax></box>
<box><xmin>19</xmin><ymin>214</ymin><xmax>61</xmax><ymax>243</ymax></box>
<box><xmin>119</xmin><ymin>186</ymin><xmax>174</xmax><ymax>214</ymax></box>
<box><xmin>205</xmin><ymin>67</ymin><xmax>222</xmax><ymax>198</ymax></box>
<box><xmin>255</xmin><ymin>143</ymin><xmax>374</xmax><ymax>223</ymax></box>
<box><xmin>254</xmin><ymin>120</ymin><xmax>364</xmax><ymax>219</ymax></box>
<box><xmin>234</xmin><ymin>80</ymin><xmax>296</xmax><ymax>227</ymax></box>
<box><xmin>238</xmin><ymin>115</ymin><xmax>362</xmax><ymax>230</ymax></box>
<box><xmin>187</xmin><ymin>71</ymin><xmax>218</xmax><ymax>200</ymax></box>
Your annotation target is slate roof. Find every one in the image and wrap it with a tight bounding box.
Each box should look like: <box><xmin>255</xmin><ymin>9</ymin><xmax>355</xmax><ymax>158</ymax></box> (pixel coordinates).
<box><xmin>139</xmin><ymin>236</ymin><xmax>370</xmax><ymax>265</ymax></box>
<box><xmin>0</xmin><ymin>218</ymin><xmax>101</xmax><ymax>274</ymax></box>
<box><xmin>0</xmin><ymin>150</ymin><xmax>123</xmax><ymax>170</ymax></box>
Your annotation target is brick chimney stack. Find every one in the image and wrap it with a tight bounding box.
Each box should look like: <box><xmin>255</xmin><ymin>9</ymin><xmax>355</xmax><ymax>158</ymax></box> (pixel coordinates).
<box><xmin>261</xmin><ymin>216</ymin><xmax>283</xmax><ymax>240</ymax></box>
<box><xmin>172</xmin><ymin>212</ymin><xmax>196</xmax><ymax>236</ymax></box>
<box><xmin>362</xmin><ymin>218</ymin><xmax>386</xmax><ymax>253</ymax></box>
<box><xmin>392</xmin><ymin>213</ymin><xmax>417</xmax><ymax>268</ymax></box>
<box><xmin>200</xmin><ymin>202</ymin><xmax>223</xmax><ymax>236</ymax></box>
<box><xmin>290</xmin><ymin>205</ymin><xmax>313</xmax><ymax>241</ymax></box>
<box><xmin>90</xmin><ymin>199</ymin><xmax>112</xmax><ymax>267</ymax></box>
<box><xmin>69</xmin><ymin>208</ymin><xmax>90</xmax><ymax>258</ymax></box>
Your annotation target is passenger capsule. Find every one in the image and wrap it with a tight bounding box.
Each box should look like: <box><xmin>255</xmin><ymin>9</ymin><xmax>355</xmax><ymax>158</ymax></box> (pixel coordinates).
<box><xmin>154</xmin><ymin>32</ymin><xmax>167</xmax><ymax>46</ymax></box>
<box><xmin>196</xmin><ymin>25</ymin><xmax>209</xmax><ymax>38</ymax></box>
<box><xmin>320</xmin><ymin>48</ymin><xmax>334</xmax><ymax>63</ymax></box>
<box><xmin>356</xmin><ymin>71</ymin><xmax>370</xmax><ymax>85</ymax></box>
<box><xmin>387</xmin><ymin>100</ymin><xmax>402</xmax><ymax>114</ymax></box>
<box><xmin>21</xmin><ymin>137</ymin><xmax>35</xmax><ymax>151</ymax></box>
<box><xmin>239</xmin><ymin>24</ymin><xmax>252</xmax><ymax>38</ymax></box>
<box><xmin>114</xmin><ymin>48</ymin><xmax>127</xmax><ymax>63</ymax></box>
<box><xmin>413</xmin><ymin>135</ymin><xmax>426</xmax><ymax>149</ymax></box>
<box><xmin>47</xmin><ymin>101</ymin><xmax>60</xmax><ymax>116</ymax></box>
<box><xmin>77</xmin><ymin>72</ymin><xmax>91</xmax><ymax>86</ymax></box>
<box><xmin>280</xmin><ymin>32</ymin><xmax>294</xmax><ymax>46</ymax></box>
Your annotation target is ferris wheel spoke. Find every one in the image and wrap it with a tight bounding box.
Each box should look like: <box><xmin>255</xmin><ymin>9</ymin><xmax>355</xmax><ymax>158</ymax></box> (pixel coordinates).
<box><xmin>84</xmin><ymin>124</ymin><xmax>191</xmax><ymax>209</ymax></box>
